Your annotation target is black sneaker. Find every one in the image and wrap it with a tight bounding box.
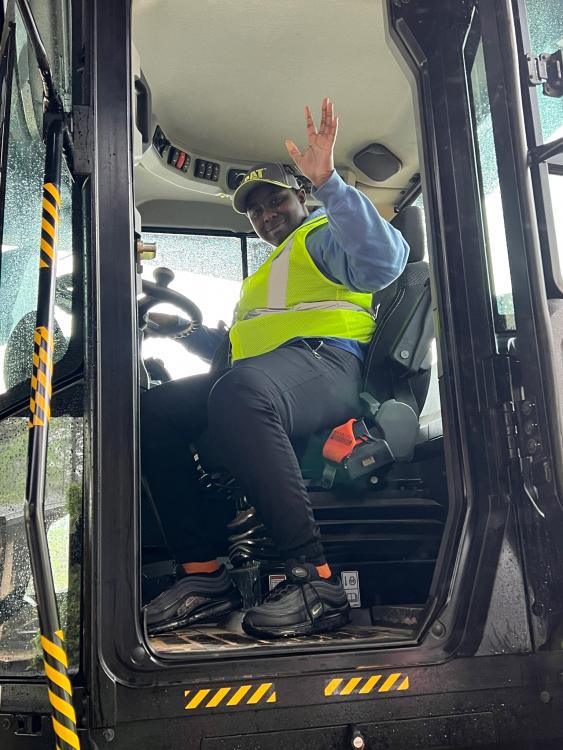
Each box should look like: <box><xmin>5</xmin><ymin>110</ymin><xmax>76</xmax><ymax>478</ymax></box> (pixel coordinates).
<box><xmin>242</xmin><ymin>560</ymin><xmax>351</xmax><ymax>639</ymax></box>
<box><xmin>145</xmin><ymin>566</ymin><xmax>242</xmax><ymax>635</ymax></box>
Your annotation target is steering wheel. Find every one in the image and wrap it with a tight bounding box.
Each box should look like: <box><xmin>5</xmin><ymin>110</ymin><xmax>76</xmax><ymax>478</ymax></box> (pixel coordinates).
<box><xmin>139</xmin><ymin>267</ymin><xmax>203</xmax><ymax>338</ymax></box>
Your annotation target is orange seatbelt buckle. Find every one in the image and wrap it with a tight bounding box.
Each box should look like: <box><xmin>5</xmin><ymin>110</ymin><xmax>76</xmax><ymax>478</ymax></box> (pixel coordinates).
<box><xmin>323</xmin><ymin>418</ymin><xmax>364</xmax><ymax>464</ymax></box>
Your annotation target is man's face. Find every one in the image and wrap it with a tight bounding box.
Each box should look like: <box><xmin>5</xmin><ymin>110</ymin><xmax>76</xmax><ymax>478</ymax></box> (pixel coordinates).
<box><xmin>245</xmin><ymin>184</ymin><xmax>308</xmax><ymax>246</ymax></box>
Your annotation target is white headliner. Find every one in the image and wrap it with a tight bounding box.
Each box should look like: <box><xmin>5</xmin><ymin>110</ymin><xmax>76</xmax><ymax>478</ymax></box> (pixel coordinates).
<box><xmin>132</xmin><ymin>0</ymin><xmax>418</xmax><ymax>227</ymax></box>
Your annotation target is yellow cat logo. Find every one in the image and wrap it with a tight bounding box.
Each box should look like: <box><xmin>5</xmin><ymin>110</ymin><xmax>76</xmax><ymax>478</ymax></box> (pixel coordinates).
<box><xmin>243</xmin><ymin>168</ymin><xmax>266</xmax><ymax>184</ymax></box>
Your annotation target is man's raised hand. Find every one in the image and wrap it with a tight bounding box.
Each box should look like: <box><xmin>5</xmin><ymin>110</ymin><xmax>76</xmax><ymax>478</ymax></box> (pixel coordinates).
<box><xmin>285</xmin><ymin>97</ymin><xmax>337</xmax><ymax>189</ymax></box>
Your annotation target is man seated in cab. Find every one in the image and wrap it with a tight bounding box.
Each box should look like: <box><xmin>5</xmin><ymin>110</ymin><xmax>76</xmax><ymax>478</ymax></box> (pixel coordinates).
<box><xmin>142</xmin><ymin>98</ymin><xmax>409</xmax><ymax>638</ymax></box>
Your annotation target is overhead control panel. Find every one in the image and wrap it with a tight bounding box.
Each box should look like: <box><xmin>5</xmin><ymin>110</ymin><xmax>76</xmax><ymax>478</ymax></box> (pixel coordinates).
<box><xmin>142</xmin><ymin>124</ymin><xmax>351</xmax><ymax>206</ymax></box>
<box><xmin>151</xmin><ymin>126</ymin><xmax>224</xmax><ymax>184</ymax></box>
<box><xmin>195</xmin><ymin>158</ymin><xmax>220</xmax><ymax>182</ymax></box>
<box><xmin>152</xmin><ymin>125</ymin><xmax>191</xmax><ymax>173</ymax></box>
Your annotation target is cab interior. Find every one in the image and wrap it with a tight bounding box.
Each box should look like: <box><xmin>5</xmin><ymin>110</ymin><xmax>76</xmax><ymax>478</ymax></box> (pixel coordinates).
<box><xmin>132</xmin><ymin>0</ymin><xmax>447</xmax><ymax>655</ymax></box>
<box><xmin>0</xmin><ymin>0</ymin><xmax>447</xmax><ymax>667</ymax></box>
<box><xmin>0</xmin><ymin>0</ymin><xmax>559</xmax><ymax>679</ymax></box>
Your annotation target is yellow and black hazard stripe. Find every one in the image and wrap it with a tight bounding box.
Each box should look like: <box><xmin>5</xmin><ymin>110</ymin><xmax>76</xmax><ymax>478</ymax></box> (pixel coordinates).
<box><xmin>41</xmin><ymin>629</ymin><xmax>81</xmax><ymax>750</ymax></box>
<box><xmin>29</xmin><ymin>180</ymin><xmax>60</xmax><ymax>430</ymax></box>
<box><xmin>324</xmin><ymin>672</ymin><xmax>409</xmax><ymax>698</ymax></box>
<box><xmin>40</xmin><ymin>181</ymin><xmax>61</xmax><ymax>270</ymax></box>
<box><xmin>29</xmin><ymin>326</ymin><xmax>54</xmax><ymax>429</ymax></box>
<box><xmin>184</xmin><ymin>682</ymin><xmax>276</xmax><ymax>710</ymax></box>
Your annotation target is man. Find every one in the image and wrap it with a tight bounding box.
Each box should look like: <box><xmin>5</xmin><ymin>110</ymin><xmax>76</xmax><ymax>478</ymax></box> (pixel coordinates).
<box><xmin>142</xmin><ymin>98</ymin><xmax>409</xmax><ymax>638</ymax></box>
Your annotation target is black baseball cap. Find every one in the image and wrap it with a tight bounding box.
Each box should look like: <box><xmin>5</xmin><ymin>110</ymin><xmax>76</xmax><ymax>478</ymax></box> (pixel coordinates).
<box><xmin>233</xmin><ymin>163</ymin><xmax>301</xmax><ymax>214</ymax></box>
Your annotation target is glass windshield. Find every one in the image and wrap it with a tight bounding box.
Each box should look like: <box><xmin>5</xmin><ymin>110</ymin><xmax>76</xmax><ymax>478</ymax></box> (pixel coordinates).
<box><xmin>247</xmin><ymin>236</ymin><xmax>273</xmax><ymax>275</ymax></box>
<box><xmin>0</xmin><ymin>2</ymin><xmax>82</xmax><ymax>676</ymax></box>
<box><xmin>0</xmin><ymin>9</ymin><xmax>73</xmax><ymax>396</ymax></box>
<box><xmin>140</xmin><ymin>232</ymin><xmax>243</xmax><ymax>378</ymax></box>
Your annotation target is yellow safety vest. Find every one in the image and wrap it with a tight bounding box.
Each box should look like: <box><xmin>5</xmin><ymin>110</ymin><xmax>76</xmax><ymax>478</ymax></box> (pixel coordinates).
<box><xmin>229</xmin><ymin>214</ymin><xmax>376</xmax><ymax>361</ymax></box>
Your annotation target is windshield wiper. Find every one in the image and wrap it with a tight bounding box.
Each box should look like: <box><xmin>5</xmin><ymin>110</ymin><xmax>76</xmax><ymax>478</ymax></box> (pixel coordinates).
<box><xmin>16</xmin><ymin>0</ymin><xmax>74</xmax><ymax>173</ymax></box>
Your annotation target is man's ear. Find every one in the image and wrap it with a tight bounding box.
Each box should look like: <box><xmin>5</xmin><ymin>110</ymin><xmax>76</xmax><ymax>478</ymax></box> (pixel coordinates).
<box><xmin>296</xmin><ymin>188</ymin><xmax>307</xmax><ymax>206</ymax></box>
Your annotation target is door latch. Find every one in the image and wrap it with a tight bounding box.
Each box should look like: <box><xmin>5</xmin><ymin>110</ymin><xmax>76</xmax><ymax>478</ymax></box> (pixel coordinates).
<box><xmin>526</xmin><ymin>50</ymin><xmax>563</xmax><ymax>98</ymax></box>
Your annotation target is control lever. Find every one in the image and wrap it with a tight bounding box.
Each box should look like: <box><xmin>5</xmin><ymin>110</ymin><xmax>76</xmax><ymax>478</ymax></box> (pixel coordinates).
<box><xmin>153</xmin><ymin>266</ymin><xmax>175</xmax><ymax>287</ymax></box>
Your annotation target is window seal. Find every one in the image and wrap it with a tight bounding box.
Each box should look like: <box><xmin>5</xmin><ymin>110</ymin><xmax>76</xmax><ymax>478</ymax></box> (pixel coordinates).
<box><xmin>0</xmin><ymin>20</ymin><xmax>16</xmax><ymax>272</ymax></box>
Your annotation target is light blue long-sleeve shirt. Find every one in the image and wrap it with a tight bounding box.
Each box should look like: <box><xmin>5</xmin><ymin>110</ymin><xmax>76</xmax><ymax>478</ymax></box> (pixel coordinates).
<box><xmin>184</xmin><ymin>171</ymin><xmax>409</xmax><ymax>362</ymax></box>
<box><xmin>307</xmin><ymin>170</ymin><xmax>409</xmax><ymax>293</ymax></box>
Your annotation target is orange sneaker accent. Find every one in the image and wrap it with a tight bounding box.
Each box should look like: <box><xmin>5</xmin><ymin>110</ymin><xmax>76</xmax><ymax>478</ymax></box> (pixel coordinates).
<box><xmin>316</xmin><ymin>563</ymin><xmax>332</xmax><ymax>579</ymax></box>
<box><xmin>183</xmin><ymin>560</ymin><xmax>220</xmax><ymax>575</ymax></box>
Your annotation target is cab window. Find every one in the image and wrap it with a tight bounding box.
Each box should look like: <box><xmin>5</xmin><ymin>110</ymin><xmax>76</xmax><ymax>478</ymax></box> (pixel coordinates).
<box><xmin>0</xmin><ymin>1</ymin><xmax>82</xmax><ymax>675</ymax></box>
<box><xmin>247</xmin><ymin>236</ymin><xmax>272</xmax><ymax>275</ymax></box>
<box><xmin>0</xmin><ymin>16</ymin><xmax>74</xmax><ymax>396</ymax></box>
<box><xmin>467</xmin><ymin>36</ymin><xmax>515</xmax><ymax>332</ymax></box>
<box><xmin>524</xmin><ymin>0</ymin><xmax>563</xmax><ymax>280</ymax></box>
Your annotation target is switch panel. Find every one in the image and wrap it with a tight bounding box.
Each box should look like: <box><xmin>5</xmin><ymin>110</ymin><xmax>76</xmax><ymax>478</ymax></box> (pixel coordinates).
<box><xmin>152</xmin><ymin>125</ymin><xmax>191</xmax><ymax>173</ymax></box>
<box><xmin>195</xmin><ymin>158</ymin><xmax>220</xmax><ymax>182</ymax></box>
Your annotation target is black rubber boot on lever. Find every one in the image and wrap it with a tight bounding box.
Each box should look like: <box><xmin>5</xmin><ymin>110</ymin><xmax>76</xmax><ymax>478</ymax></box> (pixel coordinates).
<box><xmin>227</xmin><ymin>506</ymin><xmax>262</xmax><ymax>532</ymax></box>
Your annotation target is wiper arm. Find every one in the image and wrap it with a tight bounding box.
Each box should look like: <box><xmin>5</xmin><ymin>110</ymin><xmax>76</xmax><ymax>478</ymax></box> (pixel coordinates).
<box><xmin>16</xmin><ymin>0</ymin><xmax>63</xmax><ymax>112</ymax></box>
<box><xmin>16</xmin><ymin>0</ymin><xmax>74</xmax><ymax>173</ymax></box>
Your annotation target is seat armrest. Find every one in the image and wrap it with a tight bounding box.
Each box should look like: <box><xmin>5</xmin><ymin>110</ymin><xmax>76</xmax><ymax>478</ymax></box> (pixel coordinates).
<box><xmin>323</xmin><ymin>399</ymin><xmax>420</xmax><ymax>483</ymax></box>
<box><xmin>372</xmin><ymin>399</ymin><xmax>420</xmax><ymax>462</ymax></box>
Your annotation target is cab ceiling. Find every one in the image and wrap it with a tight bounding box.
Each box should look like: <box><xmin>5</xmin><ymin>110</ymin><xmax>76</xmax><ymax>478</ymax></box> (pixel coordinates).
<box><xmin>132</xmin><ymin>0</ymin><xmax>418</xmax><ymax>227</ymax></box>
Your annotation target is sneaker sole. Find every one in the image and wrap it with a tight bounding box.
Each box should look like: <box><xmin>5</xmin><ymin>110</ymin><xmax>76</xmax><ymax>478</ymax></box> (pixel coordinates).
<box><xmin>242</xmin><ymin>608</ymin><xmax>351</xmax><ymax>640</ymax></box>
<box><xmin>148</xmin><ymin>594</ymin><xmax>242</xmax><ymax>635</ymax></box>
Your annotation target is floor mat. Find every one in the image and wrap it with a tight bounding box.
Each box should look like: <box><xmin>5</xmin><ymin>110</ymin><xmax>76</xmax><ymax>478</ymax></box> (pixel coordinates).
<box><xmin>149</xmin><ymin>612</ymin><xmax>414</xmax><ymax>654</ymax></box>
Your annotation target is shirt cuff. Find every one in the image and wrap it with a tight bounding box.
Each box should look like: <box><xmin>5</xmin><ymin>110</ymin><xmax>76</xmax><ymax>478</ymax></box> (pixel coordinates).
<box><xmin>311</xmin><ymin>170</ymin><xmax>347</xmax><ymax>203</ymax></box>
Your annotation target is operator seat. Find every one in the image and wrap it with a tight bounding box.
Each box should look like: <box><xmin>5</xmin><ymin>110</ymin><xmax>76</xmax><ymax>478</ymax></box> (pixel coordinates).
<box><xmin>295</xmin><ymin>204</ymin><xmax>433</xmax><ymax>486</ymax></box>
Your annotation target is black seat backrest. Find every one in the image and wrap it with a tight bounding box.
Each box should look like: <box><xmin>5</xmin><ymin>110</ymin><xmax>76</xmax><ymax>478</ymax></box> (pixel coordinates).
<box><xmin>363</xmin><ymin>206</ymin><xmax>433</xmax><ymax>416</ymax></box>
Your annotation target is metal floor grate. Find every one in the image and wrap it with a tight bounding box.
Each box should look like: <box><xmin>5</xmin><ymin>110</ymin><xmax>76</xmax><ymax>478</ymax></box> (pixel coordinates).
<box><xmin>149</xmin><ymin>613</ymin><xmax>414</xmax><ymax>654</ymax></box>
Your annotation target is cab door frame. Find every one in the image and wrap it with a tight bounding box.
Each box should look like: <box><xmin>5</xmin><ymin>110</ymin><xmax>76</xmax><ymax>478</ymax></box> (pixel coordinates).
<box><xmin>87</xmin><ymin>0</ymin><xmax>562</xmax><ymax>730</ymax></box>
<box><xmin>476</xmin><ymin>0</ymin><xmax>563</xmax><ymax>650</ymax></box>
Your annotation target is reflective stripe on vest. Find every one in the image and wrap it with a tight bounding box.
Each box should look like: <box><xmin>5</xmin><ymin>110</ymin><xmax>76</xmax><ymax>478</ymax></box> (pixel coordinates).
<box><xmin>230</xmin><ymin>215</ymin><xmax>376</xmax><ymax>361</ymax></box>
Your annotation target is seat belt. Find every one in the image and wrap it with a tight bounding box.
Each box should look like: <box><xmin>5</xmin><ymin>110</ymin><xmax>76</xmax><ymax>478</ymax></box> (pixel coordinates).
<box><xmin>391</xmin><ymin>375</ymin><xmax>420</xmax><ymax>418</ymax></box>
